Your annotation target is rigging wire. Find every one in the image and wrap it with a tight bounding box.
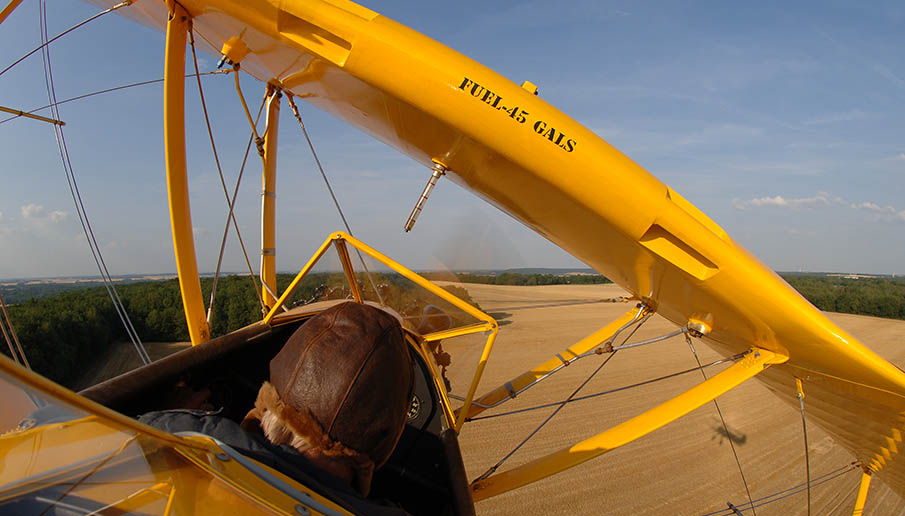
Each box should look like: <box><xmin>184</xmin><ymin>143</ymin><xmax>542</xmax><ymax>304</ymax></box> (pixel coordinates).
<box><xmin>473</xmin><ymin>352</ymin><xmax>620</xmax><ymax>483</ymax></box>
<box><xmin>687</xmin><ymin>335</ymin><xmax>756</xmax><ymax>516</ymax></box>
<box><xmin>284</xmin><ymin>94</ymin><xmax>359</xmax><ymax>248</ymax></box>
<box><xmin>233</xmin><ymin>66</ymin><xmax>265</xmax><ymax>158</ymax></box>
<box><xmin>0</xmin><ymin>71</ymin><xmax>226</xmax><ymax>126</ymax></box>
<box><xmin>466</xmin><ymin>353</ymin><xmax>745</xmax><ymax>422</ymax></box>
<box><xmin>796</xmin><ymin>379</ymin><xmax>812</xmax><ymax>516</ymax></box>
<box><xmin>0</xmin><ymin>306</ymin><xmax>18</xmax><ymax>365</ymax></box>
<box><xmin>0</xmin><ymin>289</ymin><xmax>43</xmax><ymax>407</ymax></box>
<box><xmin>37</xmin><ymin>0</ymin><xmax>150</xmax><ymax>366</ymax></box>
<box><xmin>451</xmin><ymin>309</ymin><xmax>651</xmax><ymax>412</ymax></box>
<box><xmin>817</xmin><ymin>474</ymin><xmax>861</xmax><ymax>516</ymax></box>
<box><xmin>0</xmin><ymin>0</ymin><xmax>132</xmax><ymax>79</ymax></box>
<box><xmin>231</xmin><ymin>68</ymin><xmax>284</xmax><ymax>306</ymax></box>
<box><xmin>220</xmin><ymin>92</ymin><xmax>272</xmax><ymax>312</ymax></box>
<box><xmin>610</xmin><ymin>326</ymin><xmax>686</xmax><ymax>351</ymax></box>
<box><xmin>700</xmin><ymin>462</ymin><xmax>860</xmax><ymax>516</ymax></box>
<box><xmin>473</xmin><ymin>314</ymin><xmax>650</xmax><ymax>483</ymax></box>
<box><xmin>0</xmin><ymin>291</ymin><xmax>30</xmax><ymax>368</ymax></box>
<box><xmin>284</xmin><ymin>93</ymin><xmax>385</xmax><ymax>307</ymax></box>
<box><xmin>188</xmin><ymin>29</ymin><xmax>267</xmax><ymax>321</ymax></box>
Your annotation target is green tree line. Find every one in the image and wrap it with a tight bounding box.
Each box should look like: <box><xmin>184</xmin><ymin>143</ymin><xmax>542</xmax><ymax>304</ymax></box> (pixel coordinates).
<box><xmin>1</xmin><ymin>272</ymin><xmax>480</xmax><ymax>388</ymax></box>
<box><xmin>780</xmin><ymin>275</ymin><xmax>905</xmax><ymax>320</ymax></box>
<box><xmin>424</xmin><ymin>272</ymin><xmax>613</xmax><ymax>286</ymax></box>
<box><xmin>2</xmin><ymin>272</ymin><xmax>902</xmax><ymax>389</ymax></box>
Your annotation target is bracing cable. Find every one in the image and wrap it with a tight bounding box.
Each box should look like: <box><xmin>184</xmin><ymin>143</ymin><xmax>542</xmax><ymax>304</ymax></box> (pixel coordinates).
<box><xmin>231</xmin><ymin>68</ymin><xmax>285</xmax><ymax>306</ymax></box>
<box><xmin>188</xmin><ymin>29</ymin><xmax>267</xmax><ymax>321</ymax></box>
<box><xmin>467</xmin><ymin>353</ymin><xmax>744</xmax><ymax>422</ymax></box>
<box><xmin>817</xmin><ymin>473</ymin><xmax>861</xmax><ymax>516</ymax></box>
<box><xmin>0</xmin><ymin>308</ymin><xmax>18</xmax><ymax>364</ymax></box>
<box><xmin>0</xmin><ymin>71</ymin><xmax>226</xmax><ymax>126</ymax></box>
<box><xmin>473</xmin><ymin>315</ymin><xmax>650</xmax><ymax>483</ymax></box>
<box><xmin>687</xmin><ymin>335</ymin><xmax>755</xmax><ymax>516</ymax></box>
<box><xmin>37</xmin><ymin>1</ymin><xmax>150</xmax><ymax>366</ymax></box>
<box><xmin>233</xmin><ymin>66</ymin><xmax>265</xmax><ymax>157</ymax></box>
<box><xmin>284</xmin><ymin>93</ymin><xmax>385</xmax><ymax>307</ymax></box>
<box><xmin>0</xmin><ymin>291</ymin><xmax>30</xmax><ymax>368</ymax></box>
<box><xmin>796</xmin><ymin>380</ymin><xmax>812</xmax><ymax>516</ymax></box>
<box><xmin>0</xmin><ymin>0</ymin><xmax>132</xmax><ymax>78</ymax></box>
<box><xmin>220</xmin><ymin>92</ymin><xmax>272</xmax><ymax>312</ymax></box>
<box><xmin>700</xmin><ymin>462</ymin><xmax>860</xmax><ymax>516</ymax></box>
<box><xmin>473</xmin><ymin>351</ymin><xmax>620</xmax><ymax>483</ymax></box>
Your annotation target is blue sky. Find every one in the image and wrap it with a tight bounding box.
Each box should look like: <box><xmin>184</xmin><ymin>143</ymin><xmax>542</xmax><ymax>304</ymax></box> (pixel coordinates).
<box><xmin>0</xmin><ymin>0</ymin><xmax>903</xmax><ymax>279</ymax></box>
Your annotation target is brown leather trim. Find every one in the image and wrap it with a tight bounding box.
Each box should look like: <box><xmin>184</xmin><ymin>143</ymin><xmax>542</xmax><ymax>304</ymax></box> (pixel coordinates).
<box><xmin>242</xmin><ymin>382</ymin><xmax>376</xmax><ymax>495</ymax></box>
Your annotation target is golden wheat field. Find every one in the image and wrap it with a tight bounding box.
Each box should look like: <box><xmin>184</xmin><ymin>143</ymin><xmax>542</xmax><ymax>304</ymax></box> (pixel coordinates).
<box><xmin>445</xmin><ymin>283</ymin><xmax>905</xmax><ymax>516</ymax></box>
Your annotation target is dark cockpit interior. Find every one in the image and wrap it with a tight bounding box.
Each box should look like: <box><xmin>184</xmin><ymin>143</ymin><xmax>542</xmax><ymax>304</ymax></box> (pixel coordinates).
<box><xmin>79</xmin><ymin>314</ymin><xmax>475</xmax><ymax>516</ymax></box>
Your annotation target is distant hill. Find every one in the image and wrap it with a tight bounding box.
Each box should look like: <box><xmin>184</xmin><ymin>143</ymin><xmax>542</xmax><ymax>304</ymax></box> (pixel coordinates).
<box><xmin>0</xmin><ymin>273</ymin><xmax>236</xmax><ymax>304</ymax></box>
<box><xmin>0</xmin><ymin>275</ymin><xmax>174</xmax><ymax>304</ymax></box>
<box><xmin>4</xmin><ymin>270</ymin><xmax>900</xmax><ymax>304</ymax></box>
<box><xmin>1</xmin><ymin>269</ymin><xmax>602</xmax><ymax>303</ymax></box>
<box><xmin>499</xmin><ymin>267</ymin><xmax>599</xmax><ymax>275</ymax></box>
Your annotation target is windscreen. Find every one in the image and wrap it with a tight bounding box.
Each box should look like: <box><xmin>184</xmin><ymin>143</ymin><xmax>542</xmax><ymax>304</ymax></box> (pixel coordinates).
<box><xmin>0</xmin><ymin>365</ymin><xmax>275</xmax><ymax>515</ymax></box>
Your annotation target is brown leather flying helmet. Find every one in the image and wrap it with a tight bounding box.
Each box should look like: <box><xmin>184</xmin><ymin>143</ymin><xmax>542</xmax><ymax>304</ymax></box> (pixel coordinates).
<box><xmin>267</xmin><ymin>301</ymin><xmax>414</xmax><ymax>473</ymax></box>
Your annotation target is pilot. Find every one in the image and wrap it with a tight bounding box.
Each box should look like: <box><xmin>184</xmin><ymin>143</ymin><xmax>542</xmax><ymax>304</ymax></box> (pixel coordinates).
<box><xmin>240</xmin><ymin>301</ymin><xmax>415</xmax><ymax>496</ymax></box>
<box><xmin>140</xmin><ymin>301</ymin><xmax>414</xmax><ymax>507</ymax></box>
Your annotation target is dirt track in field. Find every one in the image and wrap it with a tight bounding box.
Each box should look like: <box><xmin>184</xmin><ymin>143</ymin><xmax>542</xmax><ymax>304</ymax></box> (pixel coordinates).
<box><xmin>444</xmin><ymin>283</ymin><xmax>905</xmax><ymax>516</ymax></box>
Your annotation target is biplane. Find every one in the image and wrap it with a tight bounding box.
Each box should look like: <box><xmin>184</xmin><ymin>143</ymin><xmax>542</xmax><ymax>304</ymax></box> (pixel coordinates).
<box><xmin>1</xmin><ymin>0</ymin><xmax>903</xmax><ymax>514</ymax></box>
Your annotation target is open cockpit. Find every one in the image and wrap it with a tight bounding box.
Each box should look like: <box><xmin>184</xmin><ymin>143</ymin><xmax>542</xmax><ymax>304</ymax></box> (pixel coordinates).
<box><xmin>1</xmin><ymin>232</ymin><xmax>495</xmax><ymax>515</ymax></box>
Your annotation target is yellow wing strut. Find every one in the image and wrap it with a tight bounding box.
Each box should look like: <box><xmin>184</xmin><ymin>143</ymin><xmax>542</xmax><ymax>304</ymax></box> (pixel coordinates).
<box><xmin>164</xmin><ymin>2</ymin><xmax>209</xmax><ymax>345</ymax></box>
<box><xmin>0</xmin><ymin>0</ymin><xmax>23</xmax><ymax>25</ymax></box>
<box><xmin>262</xmin><ymin>232</ymin><xmax>498</xmax><ymax>432</ymax></box>
<box><xmin>852</xmin><ymin>469</ymin><xmax>872</xmax><ymax>516</ymax></box>
<box><xmin>260</xmin><ymin>86</ymin><xmax>280</xmax><ymax>309</ymax></box>
<box><xmin>470</xmin><ymin>347</ymin><xmax>788</xmax><ymax>501</ymax></box>
<box><xmin>462</xmin><ymin>305</ymin><xmax>647</xmax><ymax>420</ymax></box>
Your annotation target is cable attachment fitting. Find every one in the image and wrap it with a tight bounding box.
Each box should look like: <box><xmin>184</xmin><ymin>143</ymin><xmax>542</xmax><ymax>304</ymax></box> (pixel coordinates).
<box><xmin>404</xmin><ymin>161</ymin><xmax>447</xmax><ymax>232</ymax></box>
<box><xmin>686</xmin><ymin>315</ymin><xmax>713</xmax><ymax>339</ymax></box>
<box><xmin>686</xmin><ymin>324</ymin><xmax>706</xmax><ymax>339</ymax></box>
<box><xmin>218</xmin><ymin>33</ymin><xmax>249</xmax><ymax>69</ymax></box>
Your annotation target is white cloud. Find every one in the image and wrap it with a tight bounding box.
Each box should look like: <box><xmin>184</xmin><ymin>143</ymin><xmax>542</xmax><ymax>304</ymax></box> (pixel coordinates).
<box><xmin>0</xmin><ymin>211</ymin><xmax>4</xmax><ymax>222</ymax></box>
<box><xmin>735</xmin><ymin>192</ymin><xmax>905</xmax><ymax>223</ymax></box>
<box><xmin>851</xmin><ymin>202</ymin><xmax>896</xmax><ymax>213</ymax></box>
<box><xmin>734</xmin><ymin>191</ymin><xmax>844</xmax><ymax>210</ymax></box>
<box><xmin>49</xmin><ymin>211</ymin><xmax>68</xmax><ymax>223</ymax></box>
<box><xmin>19</xmin><ymin>204</ymin><xmax>69</xmax><ymax>224</ymax></box>
<box><xmin>866</xmin><ymin>209</ymin><xmax>905</xmax><ymax>223</ymax></box>
<box><xmin>735</xmin><ymin>195</ymin><xmax>787</xmax><ymax>209</ymax></box>
<box><xmin>21</xmin><ymin>204</ymin><xmax>46</xmax><ymax>219</ymax></box>
<box><xmin>897</xmin><ymin>153</ymin><xmax>905</xmax><ymax>162</ymax></box>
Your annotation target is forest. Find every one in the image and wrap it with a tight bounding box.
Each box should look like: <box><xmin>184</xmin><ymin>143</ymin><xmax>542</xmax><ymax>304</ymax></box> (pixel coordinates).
<box><xmin>422</xmin><ymin>271</ymin><xmax>612</xmax><ymax>286</ymax></box>
<box><xmin>0</xmin><ymin>272</ymin><xmax>478</xmax><ymax>388</ymax></box>
<box><xmin>781</xmin><ymin>275</ymin><xmax>905</xmax><ymax>320</ymax></box>
<box><xmin>1</xmin><ymin>272</ymin><xmax>903</xmax><ymax>389</ymax></box>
